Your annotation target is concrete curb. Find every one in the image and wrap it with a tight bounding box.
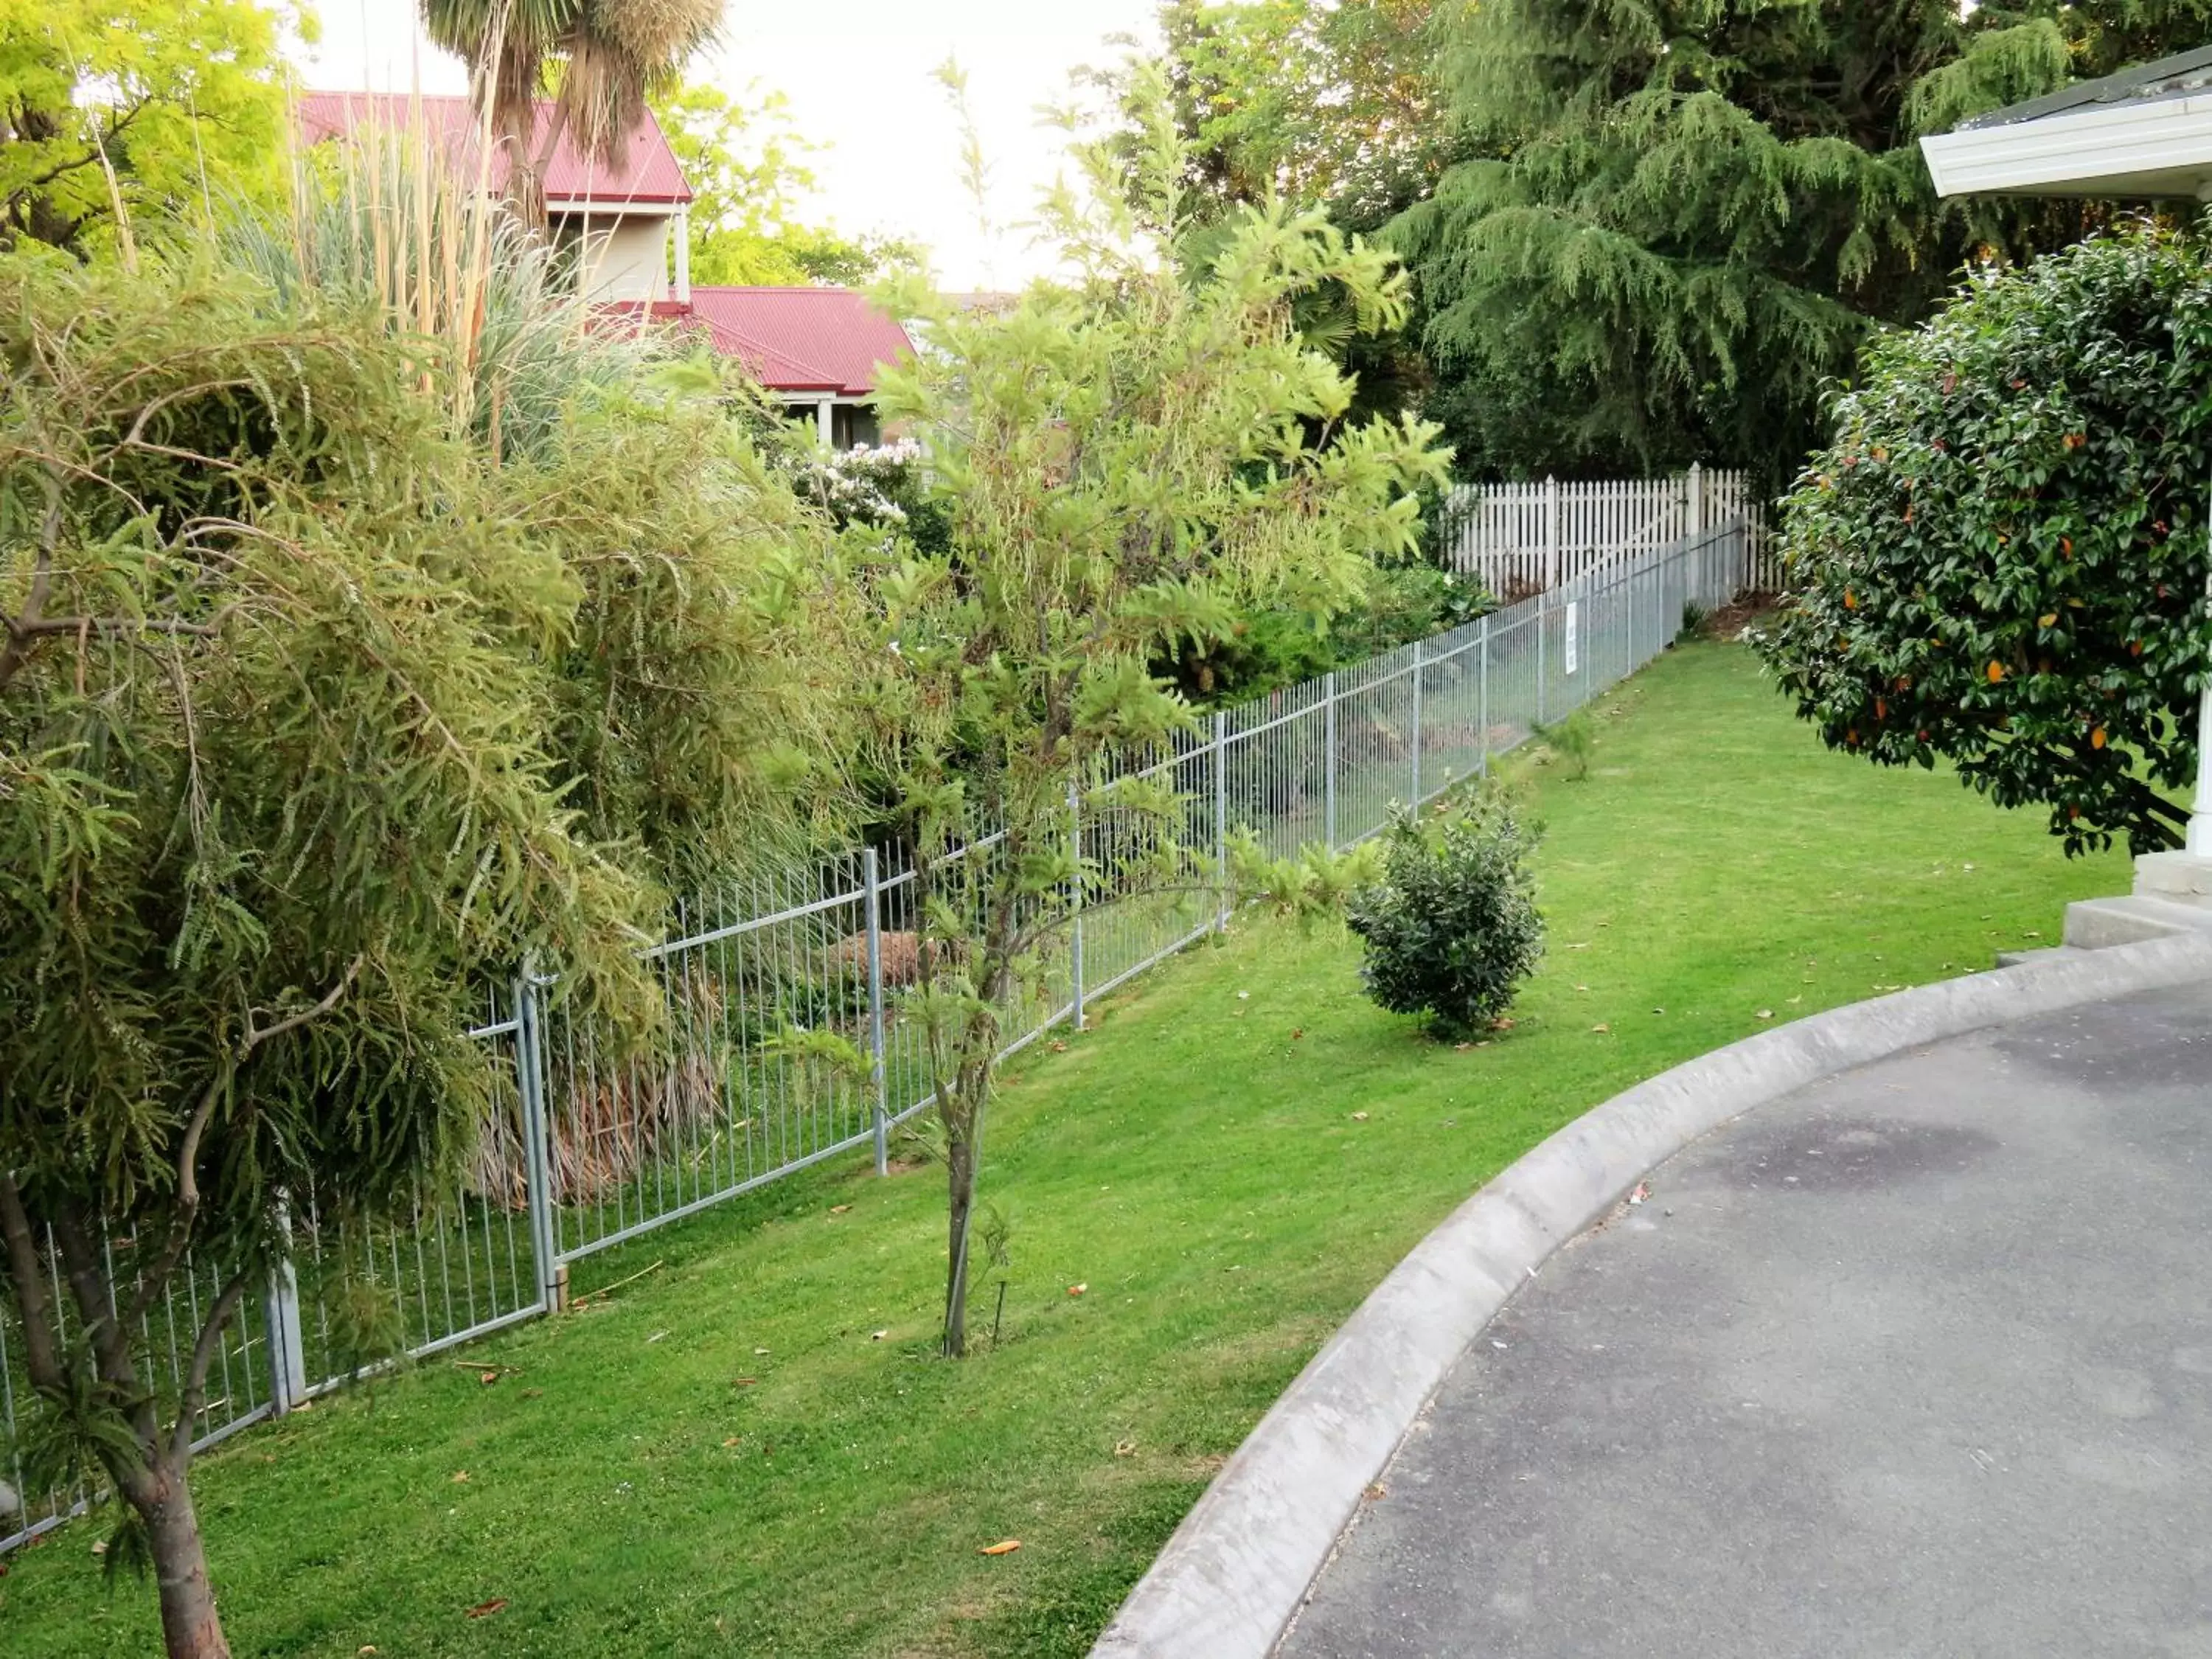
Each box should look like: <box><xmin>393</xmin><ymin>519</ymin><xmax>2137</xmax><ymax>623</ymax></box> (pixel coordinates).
<box><xmin>1091</xmin><ymin>931</ymin><xmax>2212</xmax><ymax>1659</ymax></box>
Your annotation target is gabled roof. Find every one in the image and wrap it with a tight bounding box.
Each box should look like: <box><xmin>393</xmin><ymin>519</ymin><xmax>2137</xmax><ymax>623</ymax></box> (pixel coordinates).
<box><xmin>683</xmin><ymin>287</ymin><xmax>915</xmax><ymax>398</ymax></box>
<box><xmin>296</xmin><ymin>91</ymin><xmax>693</xmax><ymax>208</ymax></box>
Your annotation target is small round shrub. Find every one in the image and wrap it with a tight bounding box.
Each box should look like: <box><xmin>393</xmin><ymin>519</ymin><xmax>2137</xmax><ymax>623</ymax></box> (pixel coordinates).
<box><xmin>1345</xmin><ymin>801</ymin><xmax>1544</xmax><ymax>1038</ymax></box>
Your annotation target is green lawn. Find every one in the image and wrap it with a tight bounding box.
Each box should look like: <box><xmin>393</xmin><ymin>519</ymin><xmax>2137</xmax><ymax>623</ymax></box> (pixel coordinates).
<box><xmin>2</xmin><ymin>643</ymin><xmax>2125</xmax><ymax>1658</ymax></box>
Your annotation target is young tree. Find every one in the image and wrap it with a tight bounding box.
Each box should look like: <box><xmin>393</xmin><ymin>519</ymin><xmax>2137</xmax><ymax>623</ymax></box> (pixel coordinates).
<box><xmin>654</xmin><ymin>81</ymin><xmax>920</xmax><ymax>288</ymax></box>
<box><xmin>1391</xmin><ymin>0</ymin><xmax>2212</xmax><ymax>483</ymax></box>
<box><xmin>418</xmin><ymin>0</ymin><xmax>723</xmax><ymax>227</ymax></box>
<box><xmin>0</xmin><ymin>168</ymin><xmax>838</xmax><ymax>1652</ymax></box>
<box><xmin>0</xmin><ymin>0</ymin><xmax>297</xmax><ymax>257</ymax></box>
<box><xmin>854</xmin><ymin>69</ymin><xmax>1448</xmax><ymax>1357</ymax></box>
<box><xmin>1755</xmin><ymin>221</ymin><xmax>2212</xmax><ymax>856</ymax></box>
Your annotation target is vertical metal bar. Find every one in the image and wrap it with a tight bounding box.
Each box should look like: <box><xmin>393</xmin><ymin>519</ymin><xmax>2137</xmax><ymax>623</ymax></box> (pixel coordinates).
<box><xmin>1213</xmin><ymin>710</ymin><xmax>1229</xmax><ymax>931</ymax></box>
<box><xmin>1478</xmin><ymin>615</ymin><xmax>1490</xmax><ymax>777</ymax></box>
<box><xmin>263</xmin><ymin>1199</ymin><xmax>306</xmax><ymax>1416</ymax></box>
<box><xmin>863</xmin><ymin>848</ymin><xmax>888</xmax><ymax>1176</ymax></box>
<box><xmin>1535</xmin><ymin>589</ymin><xmax>1548</xmax><ymax>728</ymax></box>
<box><xmin>1410</xmin><ymin>639</ymin><xmax>1424</xmax><ymax>806</ymax></box>
<box><xmin>1068</xmin><ymin>780</ymin><xmax>1086</xmax><ymax>1031</ymax></box>
<box><xmin>514</xmin><ymin>971</ymin><xmax>558</xmax><ymax>1309</ymax></box>
<box><xmin>1323</xmin><ymin>671</ymin><xmax>1339</xmax><ymax>848</ymax></box>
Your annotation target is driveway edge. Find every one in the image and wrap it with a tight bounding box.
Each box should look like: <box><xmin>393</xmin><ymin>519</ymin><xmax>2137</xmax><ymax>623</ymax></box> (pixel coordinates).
<box><xmin>1091</xmin><ymin>932</ymin><xmax>2212</xmax><ymax>1659</ymax></box>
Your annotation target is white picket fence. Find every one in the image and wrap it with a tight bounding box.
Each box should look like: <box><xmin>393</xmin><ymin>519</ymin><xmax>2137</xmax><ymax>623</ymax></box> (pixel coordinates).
<box><xmin>1447</xmin><ymin>466</ymin><xmax>1778</xmax><ymax>599</ymax></box>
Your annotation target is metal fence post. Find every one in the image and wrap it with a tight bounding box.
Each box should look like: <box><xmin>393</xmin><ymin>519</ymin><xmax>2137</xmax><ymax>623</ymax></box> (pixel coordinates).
<box><xmin>863</xmin><ymin>849</ymin><xmax>888</xmax><ymax>1176</ymax></box>
<box><xmin>1536</xmin><ymin>590</ymin><xmax>1548</xmax><ymax>728</ymax></box>
<box><xmin>264</xmin><ymin>1200</ymin><xmax>306</xmax><ymax>1416</ymax></box>
<box><xmin>1409</xmin><ymin>639</ymin><xmax>1424</xmax><ymax>806</ymax></box>
<box><xmin>513</xmin><ymin>970</ymin><xmax>560</xmax><ymax>1313</ymax></box>
<box><xmin>1323</xmin><ymin>671</ymin><xmax>1339</xmax><ymax>848</ymax></box>
<box><xmin>1212</xmin><ymin>712</ymin><xmax>1229</xmax><ymax>932</ymax></box>
<box><xmin>1068</xmin><ymin>782</ymin><xmax>1085</xmax><ymax>1031</ymax></box>
<box><xmin>1478</xmin><ymin>616</ymin><xmax>1491</xmax><ymax>777</ymax></box>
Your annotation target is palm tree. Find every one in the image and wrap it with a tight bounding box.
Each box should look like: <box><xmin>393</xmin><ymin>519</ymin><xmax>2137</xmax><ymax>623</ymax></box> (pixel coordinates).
<box><xmin>420</xmin><ymin>0</ymin><xmax>724</xmax><ymax>227</ymax></box>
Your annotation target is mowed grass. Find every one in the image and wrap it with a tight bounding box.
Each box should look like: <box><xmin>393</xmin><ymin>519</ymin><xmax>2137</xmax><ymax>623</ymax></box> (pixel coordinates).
<box><xmin>1</xmin><ymin>643</ymin><xmax>2126</xmax><ymax>1658</ymax></box>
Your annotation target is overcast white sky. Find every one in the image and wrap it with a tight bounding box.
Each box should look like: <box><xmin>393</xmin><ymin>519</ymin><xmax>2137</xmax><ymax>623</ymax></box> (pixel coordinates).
<box><xmin>297</xmin><ymin>0</ymin><xmax>1163</xmax><ymax>289</ymax></box>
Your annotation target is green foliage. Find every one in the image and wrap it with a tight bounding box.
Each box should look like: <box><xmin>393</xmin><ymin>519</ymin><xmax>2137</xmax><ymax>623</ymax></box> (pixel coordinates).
<box><xmin>852</xmin><ymin>63</ymin><xmax>1448</xmax><ymax>1353</ymax></box>
<box><xmin>1135</xmin><ymin>0</ymin><xmax>1452</xmax><ymax>234</ymax></box>
<box><xmin>1391</xmin><ymin>1</ymin><xmax>2212</xmax><ymax>484</ymax></box>
<box><xmin>653</xmin><ymin>81</ymin><xmax>920</xmax><ymax>287</ymax></box>
<box><xmin>1228</xmin><ymin>831</ymin><xmax>1386</xmax><ymax>921</ymax></box>
<box><xmin>0</xmin><ymin>0</ymin><xmax>299</xmax><ymax>257</ymax></box>
<box><xmin>0</xmin><ymin>199</ymin><xmax>841</xmax><ymax>1646</ymax></box>
<box><xmin>1345</xmin><ymin>800</ymin><xmax>1544</xmax><ymax>1037</ymax></box>
<box><xmin>1534</xmin><ymin>709</ymin><xmax>1595</xmax><ymax>781</ymax></box>
<box><xmin>1756</xmin><ymin>220</ymin><xmax>2212</xmax><ymax>857</ymax></box>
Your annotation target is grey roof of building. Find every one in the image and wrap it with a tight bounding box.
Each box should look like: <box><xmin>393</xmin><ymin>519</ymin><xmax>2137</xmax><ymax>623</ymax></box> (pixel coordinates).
<box><xmin>1960</xmin><ymin>42</ymin><xmax>2212</xmax><ymax>131</ymax></box>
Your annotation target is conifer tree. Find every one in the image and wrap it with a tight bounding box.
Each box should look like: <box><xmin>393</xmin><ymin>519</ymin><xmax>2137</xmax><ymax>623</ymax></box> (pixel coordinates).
<box><xmin>1393</xmin><ymin>1</ymin><xmax>2212</xmax><ymax>482</ymax></box>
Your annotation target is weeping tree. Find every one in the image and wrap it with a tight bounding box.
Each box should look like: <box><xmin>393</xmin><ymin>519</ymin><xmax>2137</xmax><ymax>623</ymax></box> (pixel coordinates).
<box><xmin>852</xmin><ymin>68</ymin><xmax>1448</xmax><ymax>1357</ymax></box>
<box><xmin>1391</xmin><ymin>0</ymin><xmax>2212</xmax><ymax>482</ymax></box>
<box><xmin>418</xmin><ymin>0</ymin><xmax>725</xmax><ymax>227</ymax></box>
<box><xmin>0</xmin><ymin>154</ymin><xmax>840</xmax><ymax>1656</ymax></box>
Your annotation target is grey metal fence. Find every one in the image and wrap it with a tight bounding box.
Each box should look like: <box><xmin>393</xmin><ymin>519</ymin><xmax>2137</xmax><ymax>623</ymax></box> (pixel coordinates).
<box><xmin>1</xmin><ymin>518</ymin><xmax>1748</xmax><ymax>1554</ymax></box>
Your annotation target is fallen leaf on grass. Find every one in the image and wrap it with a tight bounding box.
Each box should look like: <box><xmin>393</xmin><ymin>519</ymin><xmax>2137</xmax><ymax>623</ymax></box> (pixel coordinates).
<box><xmin>1068</xmin><ymin>1283</ymin><xmax>1088</xmax><ymax>1296</ymax></box>
<box><xmin>1049</xmin><ymin>1039</ymin><xmax>1068</xmax><ymax>1052</ymax></box>
<box><xmin>1590</xmin><ymin>1024</ymin><xmax>1610</xmax><ymax>1034</ymax></box>
<box><xmin>723</xmin><ymin>1437</ymin><xmax>741</xmax><ymax>1447</ymax></box>
<box><xmin>1349</xmin><ymin>1110</ymin><xmax>1368</xmax><ymax>1121</ymax></box>
<box><xmin>451</xmin><ymin>1471</ymin><xmax>470</xmax><ymax>1484</ymax></box>
<box><xmin>479</xmin><ymin>1371</ymin><xmax>498</xmax><ymax>1386</ymax></box>
<box><xmin>734</xmin><ymin>1377</ymin><xmax>757</xmax><ymax>1388</ymax></box>
<box><xmin>646</xmin><ymin>1330</ymin><xmax>669</xmax><ymax>1344</ymax></box>
<box><xmin>872</xmin><ymin>1329</ymin><xmax>889</xmax><ymax>1340</ymax></box>
<box><xmin>1489</xmin><ymin>1016</ymin><xmax>1516</xmax><ymax>1032</ymax></box>
<box><xmin>1756</xmin><ymin>1009</ymin><xmax>1774</xmax><ymax>1020</ymax></box>
<box><xmin>1291</xmin><ymin>1028</ymin><xmax>1304</xmax><ymax>1040</ymax></box>
<box><xmin>1453</xmin><ymin>1042</ymin><xmax>1472</xmax><ymax>1052</ymax></box>
<box><xmin>754</xmin><ymin>1346</ymin><xmax>771</xmax><ymax>1355</ymax></box>
<box><xmin>466</xmin><ymin>1599</ymin><xmax>507</xmax><ymax>1620</ymax></box>
<box><xmin>357</xmin><ymin>1647</ymin><xmax>376</xmax><ymax>1655</ymax></box>
<box><xmin>979</xmin><ymin>1540</ymin><xmax>1022</xmax><ymax>1556</ymax></box>
<box><xmin>1113</xmin><ymin>1440</ymin><xmax>1137</xmax><ymax>1457</ymax></box>
<box><xmin>829</xmin><ymin>1204</ymin><xmax>852</xmax><ymax>1215</ymax></box>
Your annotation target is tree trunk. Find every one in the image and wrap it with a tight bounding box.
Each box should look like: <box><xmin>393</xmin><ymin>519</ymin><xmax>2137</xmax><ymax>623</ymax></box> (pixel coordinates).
<box><xmin>942</xmin><ymin>1128</ymin><xmax>975</xmax><ymax>1359</ymax></box>
<box><xmin>143</xmin><ymin>1465</ymin><xmax>229</xmax><ymax>1659</ymax></box>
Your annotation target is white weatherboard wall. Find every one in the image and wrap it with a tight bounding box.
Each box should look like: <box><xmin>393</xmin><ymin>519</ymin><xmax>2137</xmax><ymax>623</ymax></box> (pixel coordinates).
<box><xmin>1446</xmin><ymin>467</ymin><xmax>1776</xmax><ymax>599</ymax></box>
<box><xmin>564</xmin><ymin>212</ymin><xmax>675</xmax><ymax>304</ymax></box>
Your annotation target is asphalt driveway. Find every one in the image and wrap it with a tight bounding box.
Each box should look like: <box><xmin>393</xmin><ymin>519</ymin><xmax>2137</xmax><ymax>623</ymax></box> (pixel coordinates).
<box><xmin>1279</xmin><ymin>978</ymin><xmax>2212</xmax><ymax>1659</ymax></box>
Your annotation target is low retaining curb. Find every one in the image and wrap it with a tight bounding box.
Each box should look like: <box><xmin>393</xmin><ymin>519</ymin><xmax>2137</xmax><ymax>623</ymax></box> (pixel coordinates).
<box><xmin>1092</xmin><ymin>931</ymin><xmax>2212</xmax><ymax>1659</ymax></box>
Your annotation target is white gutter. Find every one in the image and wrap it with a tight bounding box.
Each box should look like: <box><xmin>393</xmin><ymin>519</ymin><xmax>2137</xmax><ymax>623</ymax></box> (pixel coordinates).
<box><xmin>1921</xmin><ymin>89</ymin><xmax>2212</xmax><ymax>199</ymax></box>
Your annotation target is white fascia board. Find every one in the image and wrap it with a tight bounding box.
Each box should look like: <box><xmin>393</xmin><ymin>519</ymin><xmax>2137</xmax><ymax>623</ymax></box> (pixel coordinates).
<box><xmin>1921</xmin><ymin>91</ymin><xmax>2212</xmax><ymax>199</ymax></box>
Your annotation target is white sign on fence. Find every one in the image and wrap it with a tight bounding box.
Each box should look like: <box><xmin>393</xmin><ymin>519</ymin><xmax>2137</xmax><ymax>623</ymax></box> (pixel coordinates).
<box><xmin>1564</xmin><ymin>601</ymin><xmax>1579</xmax><ymax>675</ymax></box>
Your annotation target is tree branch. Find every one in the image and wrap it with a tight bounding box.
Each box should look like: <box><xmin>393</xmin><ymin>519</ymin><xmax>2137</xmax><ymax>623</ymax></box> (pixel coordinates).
<box><xmin>0</xmin><ymin>471</ymin><xmax>64</xmax><ymax>693</ymax></box>
<box><xmin>48</xmin><ymin>1197</ymin><xmax>139</xmax><ymax>1394</ymax></box>
<box><xmin>171</xmin><ymin>1268</ymin><xmax>252</xmax><ymax>1467</ymax></box>
<box><xmin>0</xmin><ymin>1172</ymin><xmax>65</xmax><ymax>1392</ymax></box>
<box><xmin>126</xmin><ymin>956</ymin><xmax>363</xmax><ymax>1326</ymax></box>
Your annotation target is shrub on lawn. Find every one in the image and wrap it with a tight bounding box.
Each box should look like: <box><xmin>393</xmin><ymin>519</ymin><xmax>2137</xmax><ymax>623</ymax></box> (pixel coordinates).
<box><xmin>1756</xmin><ymin>219</ymin><xmax>2212</xmax><ymax>855</ymax></box>
<box><xmin>1346</xmin><ymin>802</ymin><xmax>1544</xmax><ymax>1037</ymax></box>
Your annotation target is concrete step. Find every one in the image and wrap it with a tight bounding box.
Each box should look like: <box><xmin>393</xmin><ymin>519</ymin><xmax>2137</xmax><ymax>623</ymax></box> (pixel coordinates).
<box><xmin>1995</xmin><ymin>945</ymin><xmax>2093</xmax><ymax>969</ymax></box>
<box><xmin>2062</xmin><ymin>894</ymin><xmax>2212</xmax><ymax>950</ymax></box>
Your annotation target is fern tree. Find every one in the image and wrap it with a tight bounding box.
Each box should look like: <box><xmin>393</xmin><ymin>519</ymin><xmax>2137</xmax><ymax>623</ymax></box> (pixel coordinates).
<box><xmin>1393</xmin><ymin>0</ymin><xmax>2212</xmax><ymax>483</ymax></box>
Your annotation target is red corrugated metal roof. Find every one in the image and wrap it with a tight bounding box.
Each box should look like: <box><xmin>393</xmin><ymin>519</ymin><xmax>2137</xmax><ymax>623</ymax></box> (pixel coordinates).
<box><xmin>296</xmin><ymin>91</ymin><xmax>692</xmax><ymax>206</ymax></box>
<box><xmin>683</xmin><ymin>288</ymin><xmax>915</xmax><ymax>397</ymax></box>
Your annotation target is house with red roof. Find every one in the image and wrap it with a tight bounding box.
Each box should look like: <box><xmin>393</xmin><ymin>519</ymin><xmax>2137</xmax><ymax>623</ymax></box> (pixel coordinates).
<box><xmin>297</xmin><ymin>92</ymin><xmax>696</xmax><ymax>309</ymax></box>
<box><xmin>297</xmin><ymin>94</ymin><xmax>914</xmax><ymax>445</ymax></box>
